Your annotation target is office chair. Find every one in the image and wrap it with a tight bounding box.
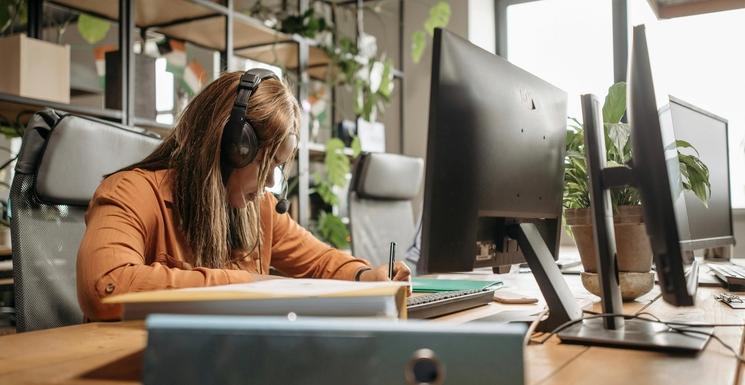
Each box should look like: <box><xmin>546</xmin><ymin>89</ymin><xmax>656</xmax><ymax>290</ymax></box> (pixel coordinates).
<box><xmin>348</xmin><ymin>152</ymin><xmax>424</xmax><ymax>267</ymax></box>
<box><xmin>10</xmin><ymin>110</ymin><xmax>160</xmax><ymax>332</ymax></box>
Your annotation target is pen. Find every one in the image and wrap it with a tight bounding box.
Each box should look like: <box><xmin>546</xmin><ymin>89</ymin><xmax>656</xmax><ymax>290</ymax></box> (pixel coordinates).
<box><xmin>388</xmin><ymin>242</ymin><xmax>396</xmax><ymax>280</ymax></box>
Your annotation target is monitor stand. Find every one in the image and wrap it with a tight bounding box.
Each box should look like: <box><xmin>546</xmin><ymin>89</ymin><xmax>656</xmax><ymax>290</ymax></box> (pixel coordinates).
<box><xmin>507</xmin><ymin>222</ymin><xmax>583</xmax><ymax>332</ymax></box>
<box><xmin>558</xmin><ymin>317</ymin><xmax>712</xmax><ymax>353</ymax></box>
<box><xmin>557</xmin><ymin>95</ymin><xmax>711</xmax><ymax>353</ymax></box>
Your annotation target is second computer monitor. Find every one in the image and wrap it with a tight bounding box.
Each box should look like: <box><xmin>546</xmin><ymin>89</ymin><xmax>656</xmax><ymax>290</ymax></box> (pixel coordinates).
<box><xmin>661</xmin><ymin>97</ymin><xmax>734</xmax><ymax>250</ymax></box>
<box><xmin>419</xmin><ymin>28</ymin><xmax>567</xmax><ymax>274</ymax></box>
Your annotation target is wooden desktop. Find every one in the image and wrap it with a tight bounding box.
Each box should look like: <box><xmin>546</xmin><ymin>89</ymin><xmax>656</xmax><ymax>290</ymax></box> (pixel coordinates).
<box><xmin>0</xmin><ymin>269</ymin><xmax>743</xmax><ymax>385</ymax></box>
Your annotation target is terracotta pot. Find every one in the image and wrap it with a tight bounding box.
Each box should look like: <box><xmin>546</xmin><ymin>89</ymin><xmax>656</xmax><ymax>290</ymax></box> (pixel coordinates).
<box><xmin>581</xmin><ymin>271</ymin><xmax>655</xmax><ymax>301</ymax></box>
<box><xmin>565</xmin><ymin>205</ymin><xmax>653</xmax><ymax>274</ymax></box>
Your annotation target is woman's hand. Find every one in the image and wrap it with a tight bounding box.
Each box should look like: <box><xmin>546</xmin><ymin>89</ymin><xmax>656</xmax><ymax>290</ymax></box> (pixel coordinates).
<box><xmin>359</xmin><ymin>261</ymin><xmax>411</xmax><ymax>282</ymax></box>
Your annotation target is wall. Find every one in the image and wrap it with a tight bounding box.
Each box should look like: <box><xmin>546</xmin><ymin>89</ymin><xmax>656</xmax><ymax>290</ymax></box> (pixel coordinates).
<box><xmin>402</xmin><ymin>1</ymin><xmax>469</xmax><ymax>161</ymax></box>
<box><xmin>403</xmin><ymin>0</ymin><xmax>470</xmax><ymax>215</ymax></box>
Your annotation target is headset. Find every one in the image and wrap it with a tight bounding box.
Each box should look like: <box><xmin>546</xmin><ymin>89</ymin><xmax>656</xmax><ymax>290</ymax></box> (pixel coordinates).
<box><xmin>221</xmin><ymin>68</ymin><xmax>290</xmax><ymax>214</ymax></box>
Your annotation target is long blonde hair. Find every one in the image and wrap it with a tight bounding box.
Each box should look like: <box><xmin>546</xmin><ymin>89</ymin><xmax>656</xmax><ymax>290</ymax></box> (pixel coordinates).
<box><xmin>118</xmin><ymin>71</ymin><xmax>300</xmax><ymax>268</ymax></box>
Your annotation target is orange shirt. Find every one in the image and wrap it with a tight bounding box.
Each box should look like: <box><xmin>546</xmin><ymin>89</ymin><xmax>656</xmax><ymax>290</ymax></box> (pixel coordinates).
<box><xmin>76</xmin><ymin>168</ymin><xmax>370</xmax><ymax>321</ymax></box>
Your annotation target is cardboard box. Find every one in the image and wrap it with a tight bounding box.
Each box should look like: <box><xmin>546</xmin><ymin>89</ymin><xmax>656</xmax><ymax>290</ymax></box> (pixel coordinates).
<box><xmin>0</xmin><ymin>34</ymin><xmax>70</xmax><ymax>104</ymax></box>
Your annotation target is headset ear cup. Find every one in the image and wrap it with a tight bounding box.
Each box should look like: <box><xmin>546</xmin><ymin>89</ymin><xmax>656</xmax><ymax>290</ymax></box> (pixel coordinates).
<box><xmin>231</xmin><ymin>121</ymin><xmax>260</xmax><ymax>168</ymax></box>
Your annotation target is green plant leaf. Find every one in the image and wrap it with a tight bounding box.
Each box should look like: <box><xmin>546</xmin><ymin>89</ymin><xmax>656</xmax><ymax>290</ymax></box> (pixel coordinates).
<box><xmin>606</xmin><ymin>123</ymin><xmax>630</xmax><ymax>156</ymax></box>
<box><xmin>77</xmin><ymin>13</ymin><xmax>111</xmax><ymax>45</ymax></box>
<box><xmin>678</xmin><ymin>149</ymin><xmax>711</xmax><ymax>206</ymax></box>
<box><xmin>313</xmin><ymin>180</ymin><xmax>338</xmax><ymax>206</ymax></box>
<box><xmin>602</xmin><ymin>82</ymin><xmax>626</xmax><ymax>124</ymax></box>
<box><xmin>424</xmin><ymin>1</ymin><xmax>451</xmax><ymax>36</ymax></box>
<box><xmin>318</xmin><ymin>211</ymin><xmax>349</xmax><ymax>249</ymax></box>
<box><xmin>411</xmin><ymin>31</ymin><xmax>426</xmax><ymax>63</ymax></box>
<box><xmin>675</xmin><ymin>139</ymin><xmax>701</xmax><ymax>157</ymax></box>
<box><xmin>351</xmin><ymin>136</ymin><xmax>362</xmax><ymax>158</ymax></box>
<box><xmin>16</xmin><ymin>0</ymin><xmax>25</xmax><ymax>24</ymax></box>
<box><xmin>0</xmin><ymin>2</ymin><xmax>10</xmax><ymax>33</ymax></box>
<box><xmin>353</xmin><ymin>81</ymin><xmax>364</xmax><ymax>115</ymax></box>
<box><xmin>325</xmin><ymin>138</ymin><xmax>350</xmax><ymax>187</ymax></box>
<box><xmin>378</xmin><ymin>58</ymin><xmax>394</xmax><ymax>98</ymax></box>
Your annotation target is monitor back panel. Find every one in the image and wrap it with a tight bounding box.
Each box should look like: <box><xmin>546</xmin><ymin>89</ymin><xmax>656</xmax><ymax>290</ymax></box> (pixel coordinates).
<box><xmin>422</xmin><ymin>28</ymin><xmax>567</xmax><ymax>273</ymax></box>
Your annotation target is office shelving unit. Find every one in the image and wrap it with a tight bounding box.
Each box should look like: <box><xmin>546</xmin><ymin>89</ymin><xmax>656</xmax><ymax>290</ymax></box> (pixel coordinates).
<box><xmin>0</xmin><ymin>0</ymin><xmax>404</xmax><ymax>228</ymax></box>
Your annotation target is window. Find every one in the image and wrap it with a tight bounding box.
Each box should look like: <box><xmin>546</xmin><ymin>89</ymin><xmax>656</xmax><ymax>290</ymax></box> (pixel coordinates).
<box><xmin>506</xmin><ymin>0</ymin><xmax>614</xmax><ymax>121</ymax></box>
<box><xmin>629</xmin><ymin>1</ymin><xmax>745</xmax><ymax>207</ymax></box>
<box><xmin>155</xmin><ymin>58</ymin><xmax>174</xmax><ymax>125</ymax></box>
<box><xmin>469</xmin><ymin>0</ymin><xmax>496</xmax><ymax>54</ymax></box>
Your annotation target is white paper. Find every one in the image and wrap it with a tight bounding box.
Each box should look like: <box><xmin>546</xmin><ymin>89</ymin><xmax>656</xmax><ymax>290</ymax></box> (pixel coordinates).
<box><xmin>179</xmin><ymin>278</ymin><xmax>407</xmax><ymax>297</ymax></box>
<box><xmin>357</xmin><ymin>119</ymin><xmax>385</xmax><ymax>153</ymax></box>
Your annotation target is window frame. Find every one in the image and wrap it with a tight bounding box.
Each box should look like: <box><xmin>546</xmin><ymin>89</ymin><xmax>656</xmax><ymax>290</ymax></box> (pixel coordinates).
<box><xmin>494</xmin><ymin>0</ymin><xmax>629</xmax><ymax>82</ymax></box>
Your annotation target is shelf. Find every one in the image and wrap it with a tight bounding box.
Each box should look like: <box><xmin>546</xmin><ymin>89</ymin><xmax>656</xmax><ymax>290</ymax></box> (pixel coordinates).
<box><xmin>303</xmin><ymin>58</ymin><xmax>404</xmax><ymax>81</ymax></box>
<box><xmin>51</xmin><ymin>0</ymin><xmax>332</xmax><ymax>74</ymax></box>
<box><xmin>0</xmin><ymin>93</ymin><xmax>171</xmax><ymax>137</ymax></box>
<box><xmin>50</xmin><ymin>0</ymin><xmax>219</xmax><ymax>29</ymax></box>
<box><xmin>157</xmin><ymin>14</ymin><xmax>288</xmax><ymax>52</ymax></box>
<box><xmin>236</xmin><ymin>43</ymin><xmax>331</xmax><ymax>80</ymax></box>
<box><xmin>318</xmin><ymin>0</ymin><xmax>381</xmax><ymax>5</ymax></box>
<box><xmin>132</xmin><ymin>117</ymin><xmax>172</xmax><ymax>138</ymax></box>
<box><xmin>306</xmin><ymin>142</ymin><xmax>355</xmax><ymax>161</ymax></box>
<box><xmin>53</xmin><ymin>0</ymin><xmax>289</xmax><ymax>49</ymax></box>
<box><xmin>0</xmin><ymin>92</ymin><xmax>122</xmax><ymax>124</ymax></box>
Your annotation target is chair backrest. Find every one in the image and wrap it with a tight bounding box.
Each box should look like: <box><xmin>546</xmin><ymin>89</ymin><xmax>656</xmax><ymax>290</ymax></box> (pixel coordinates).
<box><xmin>11</xmin><ymin>110</ymin><xmax>161</xmax><ymax>331</ymax></box>
<box><xmin>348</xmin><ymin>152</ymin><xmax>424</xmax><ymax>266</ymax></box>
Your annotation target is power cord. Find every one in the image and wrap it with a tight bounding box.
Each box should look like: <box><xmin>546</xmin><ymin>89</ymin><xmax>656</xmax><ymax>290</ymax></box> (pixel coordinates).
<box><xmin>530</xmin><ymin>311</ymin><xmax>745</xmax><ymax>363</ymax></box>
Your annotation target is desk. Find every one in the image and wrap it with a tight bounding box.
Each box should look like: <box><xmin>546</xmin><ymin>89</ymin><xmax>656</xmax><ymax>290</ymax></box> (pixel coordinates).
<box><xmin>0</xmin><ymin>273</ymin><xmax>743</xmax><ymax>385</ymax></box>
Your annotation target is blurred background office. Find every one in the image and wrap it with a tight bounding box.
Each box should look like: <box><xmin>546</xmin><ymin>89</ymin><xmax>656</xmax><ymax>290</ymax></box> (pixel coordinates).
<box><xmin>0</xmin><ymin>0</ymin><xmax>744</xmax><ymax>331</ymax></box>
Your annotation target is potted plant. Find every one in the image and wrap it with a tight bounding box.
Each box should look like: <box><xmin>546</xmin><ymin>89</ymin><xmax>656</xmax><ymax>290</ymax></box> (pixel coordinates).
<box><xmin>564</xmin><ymin>82</ymin><xmax>711</xmax><ymax>300</ymax></box>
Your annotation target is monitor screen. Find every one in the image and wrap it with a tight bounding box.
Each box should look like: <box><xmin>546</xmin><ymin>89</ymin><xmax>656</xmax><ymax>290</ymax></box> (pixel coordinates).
<box><xmin>661</xmin><ymin>97</ymin><xmax>734</xmax><ymax>249</ymax></box>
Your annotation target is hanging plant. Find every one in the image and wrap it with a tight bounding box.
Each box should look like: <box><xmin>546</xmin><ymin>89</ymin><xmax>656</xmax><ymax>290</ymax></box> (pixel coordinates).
<box><xmin>325</xmin><ymin>37</ymin><xmax>395</xmax><ymax>122</ymax></box>
<box><xmin>77</xmin><ymin>13</ymin><xmax>110</xmax><ymax>45</ymax></box>
<box><xmin>311</xmin><ymin>137</ymin><xmax>361</xmax><ymax>249</ymax></box>
<box><xmin>0</xmin><ymin>0</ymin><xmax>26</xmax><ymax>37</ymax></box>
<box><xmin>411</xmin><ymin>1</ymin><xmax>451</xmax><ymax>63</ymax></box>
<box><xmin>279</xmin><ymin>7</ymin><xmax>329</xmax><ymax>38</ymax></box>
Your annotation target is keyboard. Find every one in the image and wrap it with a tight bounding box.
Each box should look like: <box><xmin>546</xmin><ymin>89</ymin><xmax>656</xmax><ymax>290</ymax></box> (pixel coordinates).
<box><xmin>407</xmin><ymin>289</ymin><xmax>495</xmax><ymax>319</ymax></box>
<box><xmin>707</xmin><ymin>263</ymin><xmax>745</xmax><ymax>290</ymax></box>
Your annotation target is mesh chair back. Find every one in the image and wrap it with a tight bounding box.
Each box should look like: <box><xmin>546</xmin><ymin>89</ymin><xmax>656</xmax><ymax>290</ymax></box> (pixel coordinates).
<box><xmin>349</xmin><ymin>153</ymin><xmax>423</xmax><ymax>266</ymax></box>
<box><xmin>11</xmin><ymin>110</ymin><xmax>160</xmax><ymax>331</ymax></box>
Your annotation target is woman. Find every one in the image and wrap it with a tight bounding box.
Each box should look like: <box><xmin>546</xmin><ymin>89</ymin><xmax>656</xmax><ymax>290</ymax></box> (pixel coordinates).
<box><xmin>77</xmin><ymin>70</ymin><xmax>410</xmax><ymax>321</ymax></box>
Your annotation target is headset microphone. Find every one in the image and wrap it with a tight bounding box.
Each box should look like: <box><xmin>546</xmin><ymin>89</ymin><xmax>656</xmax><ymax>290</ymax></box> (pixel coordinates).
<box><xmin>275</xmin><ymin>177</ymin><xmax>290</xmax><ymax>214</ymax></box>
<box><xmin>275</xmin><ymin>198</ymin><xmax>289</xmax><ymax>214</ymax></box>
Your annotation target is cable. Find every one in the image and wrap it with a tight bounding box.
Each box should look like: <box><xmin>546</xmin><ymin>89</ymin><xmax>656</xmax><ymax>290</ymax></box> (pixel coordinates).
<box><xmin>532</xmin><ymin>312</ymin><xmax>745</xmax><ymax>364</ymax></box>
<box><xmin>524</xmin><ymin>307</ymin><xmax>549</xmax><ymax>346</ymax></box>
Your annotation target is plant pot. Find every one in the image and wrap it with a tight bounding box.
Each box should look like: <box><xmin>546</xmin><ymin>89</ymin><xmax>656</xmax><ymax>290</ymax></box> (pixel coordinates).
<box><xmin>0</xmin><ymin>34</ymin><xmax>70</xmax><ymax>103</ymax></box>
<box><xmin>580</xmin><ymin>271</ymin><xmax>655</xmax><ymax>301</ymax></box>
<box><xmin>566</xmin><ymin>205</ymin><xmax>654</xmax><ymax>300</ymax></box>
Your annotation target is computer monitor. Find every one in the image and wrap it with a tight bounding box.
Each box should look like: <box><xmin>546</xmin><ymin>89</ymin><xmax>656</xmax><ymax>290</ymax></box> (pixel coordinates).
<box><xmin>420</xmin><ymin>28</ymin><xmax>566</xmax><ymax>273</ymax></box>
<box><xmin>661</xmin><ymin>97</ymin><xmax>734</xmax><ymax>250</ymax></box>
<box><xmin>419</xmin><ymin>28</ymin><xmax>582</xmax><ymax>331</ymax></box>
<box><xmin>557</xmin><ymin>24</ymin><xmax>712</xmax><ymax>353</ymax></box>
